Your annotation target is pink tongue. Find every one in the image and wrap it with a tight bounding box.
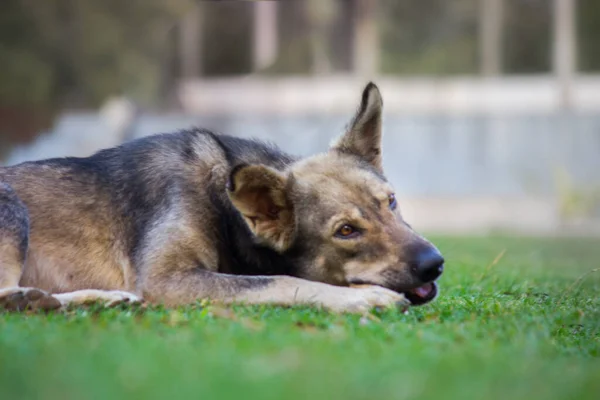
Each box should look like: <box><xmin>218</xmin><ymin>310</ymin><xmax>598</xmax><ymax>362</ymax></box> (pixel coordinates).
<box><xmin>412</xmin><ymin>283</ymin><xmax>433</xmax><ymax>298</ymax></box>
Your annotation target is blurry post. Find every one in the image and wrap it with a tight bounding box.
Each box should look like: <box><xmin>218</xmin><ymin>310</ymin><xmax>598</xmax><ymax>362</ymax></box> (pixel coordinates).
<box><xmin>180</xmin><ymin>3</ymin><xmax>203</xmax><ymax>78</ymax></box>
<box><xmin>353</xmin><ymin>0</ymin><xmax>379</xmax><ymax>77</ymax></box>
<box><xmin>253</xmin><ymin>1</ymin><xmax>278</xmax><ymax>71</ymax></box>
<box><xmin>553</xmin><ymin>0</ymin><xmax>577</xmax><ymax>110</ymax></box>
<box><xmin>307</xmin><ymin>0</ymin><xmax>337</xmax><ymax>74</ymax></box>
<box><xmin>479</xmin><ymin>0</ymin><xmax>503</xmax><ymax>76</ymax></box>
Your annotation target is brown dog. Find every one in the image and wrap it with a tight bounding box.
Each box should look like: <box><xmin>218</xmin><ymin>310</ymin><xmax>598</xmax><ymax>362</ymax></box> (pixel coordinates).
<box><xmin>0</xmin><ymin>82</ymin><xmax>444</xmax><ymax>313</ymax></box>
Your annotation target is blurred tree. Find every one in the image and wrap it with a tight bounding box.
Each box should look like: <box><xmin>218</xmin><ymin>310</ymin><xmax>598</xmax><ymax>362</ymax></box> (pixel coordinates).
<box><xmin>0</xmin><ymin>0</ymin><xmax>56</xmax><ymax>150</ymax></box>
<box><xmin>0</xmin><ymin>0</ymin><xmax>193</xmax><ymax>109</ymax></box>
<box><xmin>578</xmin><ymin>0</ymin><xmax>600</xmax><ymax>72</ymax></box>
<box><xmin>263</xmin><ymin>1</ymin><xmax>321</xmax><ymax>75</ymax></box>
<box><xmin>503</xmin><ymin>0</ymin><xmax>551</xmax><ymax>74</ymax></box>
<box><xmin>0</xmin><ymin>0</ymin><xmax>55</xmax><ymax>107</ymax></box>
<box><xmin>2</xmin><ymin>0</ymin><xmax>600</xmax><ymax>109</ymax></box>
<box><xmin>201</xmin><ymin>1</ymin><xmax>253</xmax><ymax>76</ymax></box>
<box><xmin>261</xmin><ymin>0</ymin><xmax>353</xmax><ymax>75</ymax></box>
<box><xmin>379</xmin><ymin>0</ymin><xmax>479</xmax><ymax>75</ymax></box>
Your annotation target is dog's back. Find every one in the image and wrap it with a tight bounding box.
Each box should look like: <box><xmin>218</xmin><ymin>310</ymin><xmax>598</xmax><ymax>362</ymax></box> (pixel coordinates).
<box><xmin>0</xmin><ymin>130</ymin><xmax>230</xmax><ymax>292</ymax></box>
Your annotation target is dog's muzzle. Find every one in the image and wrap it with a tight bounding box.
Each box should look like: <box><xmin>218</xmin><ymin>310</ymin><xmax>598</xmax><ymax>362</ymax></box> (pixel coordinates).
<box><xmin>402</xmin><ymin>245</ymin><xmax>444</xmax><ymax>305</ymax></box>
<box><xmin>403</xmin><ymin>281</ymin><xmax>439</xmax><ymax>305</ymax></box>
<box><xmin>349</xmin><ymin>245</ymin><xmax>444</xmax><ymax>306</ymax></box>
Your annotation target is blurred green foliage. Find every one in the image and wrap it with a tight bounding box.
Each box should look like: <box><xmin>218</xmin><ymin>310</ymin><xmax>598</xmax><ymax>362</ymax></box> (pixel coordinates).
<box><xmin>0</xmin><ymin>0</ymin><xmax>193</xmax><ymax>108</ymax></box>
<box><xmin>2</xmin><ymin>0</ymin><xmax>600</xmax><ymax>109</ymax></box>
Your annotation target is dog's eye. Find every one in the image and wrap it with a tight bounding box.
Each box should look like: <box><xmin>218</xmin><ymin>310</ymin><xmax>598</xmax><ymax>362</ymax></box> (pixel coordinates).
<box><xmin>388</xmin><ymin>193</ymin><xmax>397</xmax><ymax>210</ymax></box>
<box><xmin>335</xmin><ymin>224</ymin><xmax>360</xmax><ymax>239</ymax></box>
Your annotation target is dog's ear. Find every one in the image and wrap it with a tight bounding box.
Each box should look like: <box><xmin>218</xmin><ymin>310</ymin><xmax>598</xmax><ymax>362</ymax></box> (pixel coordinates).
<box><xmin>227</xmin><ymin>164</ymin><xmax>295</xmax><ymax>251</ymax></box>
<box><xmin>330</xmin><ymin>82</ymin><xmax>383</xmax><ymax>171</ymax></box>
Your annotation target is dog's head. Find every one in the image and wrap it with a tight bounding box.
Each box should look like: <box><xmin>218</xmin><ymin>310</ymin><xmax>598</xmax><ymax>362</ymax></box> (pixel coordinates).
<box><xmin>227</xmin><ymin>82</ymin><xmax>443</xmax><ymax>305</ymax></box>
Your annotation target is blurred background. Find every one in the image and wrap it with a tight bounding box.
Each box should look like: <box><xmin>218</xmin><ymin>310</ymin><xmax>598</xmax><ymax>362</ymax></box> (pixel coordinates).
<box><xmin>1</xmin><ymin>0</ymin><xmax>599</xmax><ymax>235</ymax></box>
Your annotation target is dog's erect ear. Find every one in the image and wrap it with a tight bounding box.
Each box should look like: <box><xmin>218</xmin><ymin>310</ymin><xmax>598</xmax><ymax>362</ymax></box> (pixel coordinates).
<box><xmin>330</xmin><ymin>82</ymin><xmax>383</xmax><ymax>171</ymax></box>
<box><xmin>227</xmin><ymin>164</ymin><xmax>295</xmax><ymax>252</ymax></box>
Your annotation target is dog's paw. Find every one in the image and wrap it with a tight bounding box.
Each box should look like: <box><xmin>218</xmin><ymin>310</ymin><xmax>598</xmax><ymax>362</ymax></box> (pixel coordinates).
<box><xmin>53</xmin><ymin>289</ymin><xmax>143</xmax><ymax>308</ymax></box>
<box><xmin>102</xmin><ymin>291</ymin><xmax>143</xmax><ymax>307</ymax></box>
<box><xmin>0</xmin><ymin>287</ymin><xmax>62</xmax><ymax>312</ymax></box>
<box><xmin>325</xmin><ymin>285</ymin><xmax>409</xmax><ymax>314</ymax></box>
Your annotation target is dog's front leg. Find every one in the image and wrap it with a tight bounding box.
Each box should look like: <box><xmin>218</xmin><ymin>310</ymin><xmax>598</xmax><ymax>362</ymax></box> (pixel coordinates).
<box><xmin>140</xmin><ymin>268</ymin><xmax>408</xmax><ymax>314</ymax></box>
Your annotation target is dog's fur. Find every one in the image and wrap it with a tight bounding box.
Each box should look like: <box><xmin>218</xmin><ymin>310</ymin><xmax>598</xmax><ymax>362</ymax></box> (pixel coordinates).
<box><xmin>0</xmin><ymin>83</ymin><xmax>443</xmax><ymax>313</ymax></box>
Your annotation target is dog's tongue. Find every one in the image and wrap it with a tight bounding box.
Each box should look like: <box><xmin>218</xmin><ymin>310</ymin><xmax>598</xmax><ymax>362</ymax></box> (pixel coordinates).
<box><xmin>408</xmin><ymin>283</ymin><xmax>434</xmax><ymax>299</ymax></box>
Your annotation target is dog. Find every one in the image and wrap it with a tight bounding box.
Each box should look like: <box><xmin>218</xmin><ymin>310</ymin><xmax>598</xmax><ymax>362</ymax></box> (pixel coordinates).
<box><xmin>0</xmin><ymin>82</ymin><xmax>444</xmax><ymax>313</ymax></box>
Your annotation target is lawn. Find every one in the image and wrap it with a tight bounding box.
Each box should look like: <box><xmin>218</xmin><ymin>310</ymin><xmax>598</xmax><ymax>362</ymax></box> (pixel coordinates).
<box><xmin>0</xmin><ymin>236</ymin><xmax>599</xmax><ymax>400</ymax></box>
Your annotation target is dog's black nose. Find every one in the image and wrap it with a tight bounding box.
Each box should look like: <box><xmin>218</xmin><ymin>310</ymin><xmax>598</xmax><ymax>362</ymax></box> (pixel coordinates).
<box><xmin>415</xmin><ymin>248</ymin><xmax>444</xmax><ymax>282</ymax></box>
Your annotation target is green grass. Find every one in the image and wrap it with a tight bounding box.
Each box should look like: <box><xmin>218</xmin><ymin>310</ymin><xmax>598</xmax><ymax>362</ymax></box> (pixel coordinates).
<box><xmin>1</xmin><ymin>237</ymin><xmax>599</xmax><ymax>400</ymax></box>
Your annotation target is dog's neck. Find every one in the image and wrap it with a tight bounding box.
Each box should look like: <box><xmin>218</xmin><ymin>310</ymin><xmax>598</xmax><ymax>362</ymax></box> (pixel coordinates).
<box><xmin>209</xmin><ymin>190</ymin><xmax>298</xmax><ymax>277</ymax></box>
<box><xmin>203</xmin><ymin>131</ymin><xmax>301</xmax><ymax>276</ymax></box>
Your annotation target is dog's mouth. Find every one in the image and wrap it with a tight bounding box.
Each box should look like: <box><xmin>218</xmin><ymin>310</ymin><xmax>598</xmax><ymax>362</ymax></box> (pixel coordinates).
<box><xmin>349</xmin><ymin>280</ymin><xmax>439</xmax><ymax>306</ymax></box>
<box><xmin>402</xmin><ymin>281</ymin><xmax>438</xmax><ymax>306</ymax></box>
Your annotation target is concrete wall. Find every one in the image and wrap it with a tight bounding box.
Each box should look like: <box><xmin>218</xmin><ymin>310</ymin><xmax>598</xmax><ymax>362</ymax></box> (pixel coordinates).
<box><xmin>129</xmin><ymin>112</ymin><xmax>600</xmax><ymax>197</ymax></box>
<box><xmin>4</xmin><ymin>77</ymin><xmax>600</xmax><ymax>235</ymax></box>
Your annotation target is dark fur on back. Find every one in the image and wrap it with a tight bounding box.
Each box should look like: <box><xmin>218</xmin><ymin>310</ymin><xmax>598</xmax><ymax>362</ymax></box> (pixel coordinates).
<box><xmin>84</xmin><ymin>129</ymin><xmax>299</xmax><ymax>277</ymax></box>
<box><xmin>0</xmin><ymin>183</ymin><xmax>29</xmax><ymax>263</ymax></box>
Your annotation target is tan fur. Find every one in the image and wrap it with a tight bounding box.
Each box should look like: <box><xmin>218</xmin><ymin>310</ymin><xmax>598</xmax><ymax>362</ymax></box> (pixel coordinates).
<box><xmin>0</xmin><ymin>240</ymin><xmax>22</xmax><ymax>287</ymax></box>
<box><xmin>1</xmin><ymin>166</ymin><xmax>129</xmax><ymax>293</ymax></box>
